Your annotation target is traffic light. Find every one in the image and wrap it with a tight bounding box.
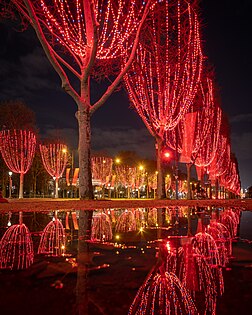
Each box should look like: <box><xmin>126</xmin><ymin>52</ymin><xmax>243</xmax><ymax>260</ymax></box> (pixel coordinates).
<box><xmin>162</xmin><ymin>149</ymin><xmax>172</xmax><ymax>161</ymax></box>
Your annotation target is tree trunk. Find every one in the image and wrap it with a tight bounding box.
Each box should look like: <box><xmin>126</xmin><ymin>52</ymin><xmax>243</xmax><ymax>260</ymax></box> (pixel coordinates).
<box><xmin>77</xmin><ymin>107</ymin><xmax>94</xmax><ymax>200</ymax></box>
<box><xmin>33</xmin><ymin>175</ymin><xmax>37</xmax><ymax>198</ymax></box>
<box><xmin>19</xmin><ymin>172</ymin><xmax>24</xmax><ymax>199</ymax></box>
<box><xmin>215</xmin><ymin>177</ymin><xmax>219</xmax><ymax>200</ymax></box>
<box><xmin>186</xmin><ymin>163</ymin><xmax>192</xmax><ymax>200</ymax></box>
<box><xmin>55</xmin><ymin>177</ymin><xmax>59</xmax><ymax>198</ymax></box>
<box><xmin>75</xmin><ymin>106</ymin><xmax>94</xmax><ymax>314</ymax></box>
<box><xmin>156</xmin><ymin>138</ymin><xmax>166</xmax><ymax>199</ymax></box>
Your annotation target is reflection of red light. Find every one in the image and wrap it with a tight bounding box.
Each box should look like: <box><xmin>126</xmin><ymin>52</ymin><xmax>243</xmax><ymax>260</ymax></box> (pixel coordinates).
<box><xmin>166</xmin><ymin>241</ymin><xmax>171</xmax><ymax>253</ymax></box>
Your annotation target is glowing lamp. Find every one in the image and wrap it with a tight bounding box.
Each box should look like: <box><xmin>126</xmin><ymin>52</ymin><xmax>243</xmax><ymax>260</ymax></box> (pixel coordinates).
<box><xmin>115</xmin><ymin>158</ymin><xmax>121</xmax><ymax>164</ymax></box>
<box><xmin>139</xmin><ymin>165</ymin><xmax>144</xmax><ymax>171</ymax></box>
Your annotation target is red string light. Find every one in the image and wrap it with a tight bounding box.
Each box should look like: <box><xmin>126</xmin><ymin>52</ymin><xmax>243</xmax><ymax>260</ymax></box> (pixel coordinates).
<box><xmin>124</xmin><ymin>0</ymin><xmax>203</xmax><ymax>138</ymax></box>
<box><xmin>39</xmin><ymin>143</ymin><xmax>68</xmax><ymax>198</ymax></box>
<box><xmin>38</xmin><ymin>214</ymin><xmax>66</xmax><ymax>257</ymax></box>
<box><xmin>39</xmin><ymin>143</ymin><xmax>68</xmax><ymax>179</ymax></box>
<box><xmin>91</xmin><ymin>156</ymin><xmax>113</xmax><ymax>185</ymax></box>
<box><xmin>0</xmin><ymin>212</ymin><xmax>34</xmax><ymax>270</ymax></box>
<box><xmin>0</xmin><ymin>129</ymin><xmax>36</xmax><ymax>198</ymax></box>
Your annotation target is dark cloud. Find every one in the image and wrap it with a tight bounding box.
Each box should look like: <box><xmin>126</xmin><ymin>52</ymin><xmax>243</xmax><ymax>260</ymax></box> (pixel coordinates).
<box><xmin>0</xmin><ymin>47</ymin><xmax>59</xmax><ymax>100</ymax></box>
<box><xmin>40</xmin><ymin>126</ymin><xmax>78</xmax><ymax>148</ymax></box>
<box><xmin>39</xmin><ymin>125</ymin><xmax>155</xmax><ymax>160</ymax></box>
<box><xmin>92</xmin><ymin>127</ymin><xmax>155</xmax><ymax>159</ymax></box>
<box><xmin>230</xmin><ymin>113</ymin><xmax>252</xmax><ymax>123</ymax></box>
<box><xmin>231</xmin><ymin>132</ymin><xmax>252</xmax><ymax>188</ymax></box>
<box><xmin>231</xmin><ymin>132</ymin><xmax>252</xmax><ymax>161</ymax></box>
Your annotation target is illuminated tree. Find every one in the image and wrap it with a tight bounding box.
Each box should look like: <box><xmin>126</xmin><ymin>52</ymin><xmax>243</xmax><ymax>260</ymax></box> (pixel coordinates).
<box><xmin>148</xmin><ymin>172</ymin><xmax>158</xmax><ymax>197</ymax></box>
<box><xmin>0</xmin><ymin>129</ymin><xmax>36</xmax><ymax>198</ymax></box>
<box><xmin>220</xmin><ymin>155</ymin><xmax>241</xmax><ymax>198</ymax></box>
<box><xmin>2</xmin><ymin>0</ymin><xmax>152</xmax><ymax>201</ymax></box>
<box><xmin>124</xmin><ymin>0</ymin><xmax>202</xmax><ymax>198</ymax></box>
<box><xmin>166</xmin><ymin>77</ymin><xmax>222</xmax><ymax>199</ymax></box>
<box><xmin>39</xmin><ymin>143</ymin><xmax>68</xmax><ymax>198</ymax></box>
<box><xmin>206</xmin><ymin>117</ymin><xmax>241</xmax><ymax>198</ymax></box>
<box><xmin>2</xmin><ymin>4</ymin><xmax>154</xmax><ymax>306</ymax></box>
<box><xmin>115</xmin><ymin>165</ymin><xmax>137</xmax><ymax>198</ymax></box>
<box><xmin>0</xmin><ymin>100</ymin><xmax>37</xmax><ymax>197</ymax></box>
<box><xmin>91</xmin><ymin>156</ymin><xmax>112</xmax><ymax>185</ymax></box>
<box><xmin>206</xmin><ymin>118</ymin><xmax>231</xmax><ymax>198</ymax></box>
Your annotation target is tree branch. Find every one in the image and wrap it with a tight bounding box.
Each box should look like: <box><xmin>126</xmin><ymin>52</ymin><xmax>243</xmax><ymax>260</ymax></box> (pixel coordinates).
<box><xmin>91</xmin><ymin>0</ymin><xmax>153</xmax><ymax>115</ymax></box>
<box><xmin>23</xmin><ymin>0</ymin><xmax>80</xmax><ymax>104</ymax></box>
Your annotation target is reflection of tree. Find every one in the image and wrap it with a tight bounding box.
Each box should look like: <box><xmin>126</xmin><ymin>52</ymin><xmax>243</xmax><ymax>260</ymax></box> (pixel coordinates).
<box><xmin>0</xmin><ymin>212</ymin><xmax>34</xmax><ymax>270</ymax></box>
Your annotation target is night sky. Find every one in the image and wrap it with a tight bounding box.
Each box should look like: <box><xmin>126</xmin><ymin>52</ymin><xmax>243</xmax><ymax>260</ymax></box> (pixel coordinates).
<box><xmin>0</xmin><ymin>0</ymin><xmax>252</xmax><ymax>189</ymax></box>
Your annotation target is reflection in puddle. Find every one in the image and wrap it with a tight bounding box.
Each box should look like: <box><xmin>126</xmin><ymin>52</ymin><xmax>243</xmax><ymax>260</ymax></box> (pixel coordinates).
<box><xmin>0</xmin><ymin>207</ymin><xmax>244</xmax><ymax>314</ymax></box>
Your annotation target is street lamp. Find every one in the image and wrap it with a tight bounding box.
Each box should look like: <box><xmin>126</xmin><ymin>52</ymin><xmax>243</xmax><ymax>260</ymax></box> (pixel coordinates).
<box><xmin>115</xmin><ymin>158</ymin><xmax>121</xmax><ymax>164</ymax></box>
<box><xmin>8</xmin><ymin>171</ymin><xmax>13</xmax><ymax>198</ymax></box>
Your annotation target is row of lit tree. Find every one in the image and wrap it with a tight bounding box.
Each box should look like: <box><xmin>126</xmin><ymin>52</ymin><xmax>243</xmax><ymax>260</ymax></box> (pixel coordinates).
<box><xmin>2</xmin><ymin>3</ymin><xmax>241</xmax><ymax>307</ymax></box>
<box><xmin>1</xmin><ymin>1</ymin><xmax>241</xmax><ymax>201</ymax></box>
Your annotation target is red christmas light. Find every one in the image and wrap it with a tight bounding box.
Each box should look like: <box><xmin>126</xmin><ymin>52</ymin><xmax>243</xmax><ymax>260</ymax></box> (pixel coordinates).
<box><xmin>165</xmin><ymin>243</ymin><xmax>219</xmax><ymax>314</ymax></box>
<box><xmin>0</xmin><ymin>212</ymin><xmax>34</xmax><ymax>270</ymax></box>
<box><xmin>39</xmin><ymin>143</ymin><xmax>68</xmax><ymax>198</ymax></box>
<box><xmin>91</xmin><ymin>156</ymin><xmax>113</xmax><ymax>186</ymax></box>
<box><xmin>114</xmin><ymin>165</ymin><xmax>137</xmax><ymax>198</ymax></box>
<box><xmin>115</xmin><ymin>210</ymin><xmax>137</xmax><ymax>233</ymax></box>
<box><xmin>206</xmin><ymin>221</ymin><xmax>231</xmax><ymax>266</ymax></box>
<box><xmin>124</xmin><ymin>0</ymin><xmax>203</xmax><ymax>198</ymax></box>
<box><xmin>115</xmin><ymin>165</ymin><xmax>137</xmax><ymax>188</ymax></box>
<box><xmin>128</xmin><ymin>265</ymin><xmax>198</xmax><ymax>315</ymax></box>
<box><xmin>91</xmin><ymin>212</ymin><xmax>113</xmax><ymax>242</ymax></box>
<box><xmin>0</xmin><ymin>129</ymin><xmax>36</xmax><ymax>198</ymax></box>
<box><xmin>4</xmin><ymin>0</ymin><xmax>153</xmax><ymax>203</ymax></box>
<box><xmin>38</xmin><ymin>214</ymin><xmax>66</xmax><ymax>257</ymax></box>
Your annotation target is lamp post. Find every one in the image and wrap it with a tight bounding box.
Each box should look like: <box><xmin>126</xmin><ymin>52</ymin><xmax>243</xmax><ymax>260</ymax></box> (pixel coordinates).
<box><xmin>138</xmin><ymin>165</ymin><xmax>144</xmax><ymax>198</ymax></box>
<box><xmin>8</xmin><ymin>171</ymin><xmax>13</xmax><ymax>198</ymax></box>
<box><xmin>114</xmin><ymin>158</ymin><xmax>121</xmax><ymax>199</ymax></box>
